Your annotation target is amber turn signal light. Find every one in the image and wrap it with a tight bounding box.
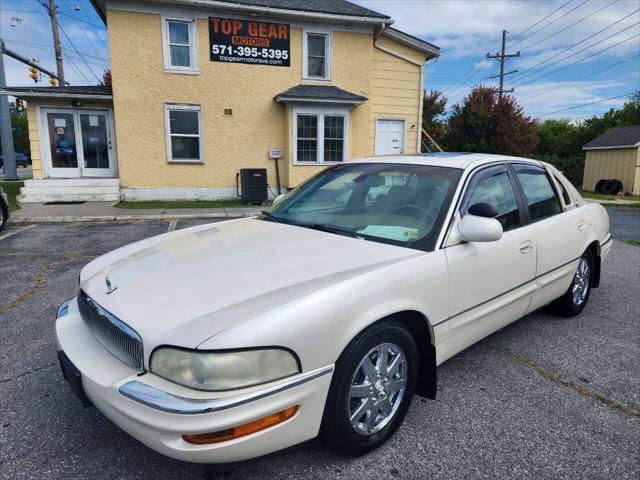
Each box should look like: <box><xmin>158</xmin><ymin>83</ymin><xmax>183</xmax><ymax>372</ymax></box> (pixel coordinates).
<box><xmin>182</xmin><ymin>406</ymin><xmax>299</xmax><ymax>445</ymax></box>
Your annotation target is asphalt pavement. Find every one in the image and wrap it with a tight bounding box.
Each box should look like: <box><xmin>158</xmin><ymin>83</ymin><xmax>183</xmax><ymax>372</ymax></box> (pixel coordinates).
<box><xmin>0</xmin><ymin>211</ymin><xmax>638</xmax><ymax>479</ymax></box>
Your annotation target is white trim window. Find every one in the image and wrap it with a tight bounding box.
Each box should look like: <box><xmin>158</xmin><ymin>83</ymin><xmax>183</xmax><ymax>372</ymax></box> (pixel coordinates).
<box><xmin>293</xmin><ymin>108</ymin><xmax>348</xmax><ymax>164</ymax></box>
<box><xmin>164</xmin><ymin>104</ymin><xmax>203</xmax><ymax>163</ymax></box>
<box><xmin>303</xmin><ymin>31</ymin><xmax>331</xmax><ymax>80</ymax></box>
<box><xmin>162</xmin><ymin>17</ymin><xmax>198</xmax><ymax>73</ymax></box>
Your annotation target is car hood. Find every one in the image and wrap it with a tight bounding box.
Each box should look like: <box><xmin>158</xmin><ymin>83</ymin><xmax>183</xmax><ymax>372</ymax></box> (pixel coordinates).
<box><xmin>80</xmin><ymin>218</ymin><xmax>421</xmax><ymax>348</ymax></box>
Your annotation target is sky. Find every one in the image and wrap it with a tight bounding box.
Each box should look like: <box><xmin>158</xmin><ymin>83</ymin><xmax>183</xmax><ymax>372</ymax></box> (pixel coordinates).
<box><xmin>0</xmin><ymin>0</ymin><xmax>638</xmax><ymax>121</ymax></box>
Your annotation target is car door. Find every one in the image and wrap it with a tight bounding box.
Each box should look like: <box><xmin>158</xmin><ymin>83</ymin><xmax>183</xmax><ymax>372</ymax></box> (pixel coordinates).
<box><xmin>510</xmin><ymin>163</ymin><xmax>588</xmax><ymax>312</ymax></box>
<box><xmin>438</xmin><ymin>164</ymin><xmax>537</xmax><ymax>362</ymax></box>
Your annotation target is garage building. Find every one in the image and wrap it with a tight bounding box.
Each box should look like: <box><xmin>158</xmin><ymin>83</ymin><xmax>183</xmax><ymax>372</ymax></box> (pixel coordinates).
<box><xmin>582</xmin><ymin>125</ymin><xmax>640</xmax><ymax>195</ymax></box>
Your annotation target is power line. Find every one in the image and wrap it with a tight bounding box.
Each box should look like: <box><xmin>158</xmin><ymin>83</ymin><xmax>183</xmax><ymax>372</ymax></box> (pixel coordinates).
<box><xmin>516</xmin><ymin>53</ymin><xmax>640</xmax><ymax>101</ymax></box>
<box><xmin>510</xmin><ymin>0</ymin><xmax>575</xmax><ymax>42</ymax></box>
<box><xmin>58</xmin><ymin>11</ymin><xmax>106</xmax><ymax>30</ymax></box>
<box><xmin>57</xmin><ymin>22</ymin><xmax>102</xmax><ymax>82</ymax></box>
<box><xmin>539</xmin><ymin>91</ymin><xmax>636</xmax><ymax>116</ymax></box>
<box><xmin>511</xmin><ymin>0</ymin><xmax>591</xmax><ymax>48</ymax></box>
<box><xmin>513</xmin><ymin>12</ymin><xmax>640</xmax><ymax>84</ymax></box>
<box><xmin>4</xmin><ymin>39</ymin><xmax>109</xmax><ymax>64</ymax></box>
<box><xmin>519</xmin><ymin>0</ymin><xmax>618</xmax><ymax>51</ymax></box>
<box><xmin>517</xmin><ymin>30</ymin><xmax>640</xmax><ymax>87</ymax></box>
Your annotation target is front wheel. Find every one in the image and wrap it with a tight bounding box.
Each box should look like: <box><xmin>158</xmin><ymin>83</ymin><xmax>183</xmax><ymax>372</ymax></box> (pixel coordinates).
<box><xmin>320</xmin><ymin>321</ymin><xmax>417</xmax><ymax>455</ymax></box>
<box><xmin>552</xmin><ymin>250</ymin><xmax>594</xmax><ymax>316</ymax></box>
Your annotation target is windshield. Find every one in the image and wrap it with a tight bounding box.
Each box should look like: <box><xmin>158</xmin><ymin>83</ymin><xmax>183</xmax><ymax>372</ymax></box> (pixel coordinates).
<box><xmin>265</xmin><ymin>163</ymin><xmax>461</xmax><ymax>251</ymax></box>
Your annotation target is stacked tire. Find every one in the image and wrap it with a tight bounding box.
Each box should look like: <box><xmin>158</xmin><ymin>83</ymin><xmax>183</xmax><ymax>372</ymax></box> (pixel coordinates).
<box><xmin>594</xmin><ymin>179</ymin><xmax>623</xmax><ymax>195</ymax></box>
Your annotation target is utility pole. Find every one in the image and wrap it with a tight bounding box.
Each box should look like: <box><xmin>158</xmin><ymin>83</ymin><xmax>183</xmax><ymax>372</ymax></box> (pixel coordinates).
<box><xmin>487</xmin><ymin>30</ymin><xmax>520</xmax><ymax>99</ymax></box>
<box><xmin>0</xmin><ymin>40</ymin><xmax>19</xmax><ymax>181</ymax></box>
<box><xmin>48</xmin><ymin>0</ymin><xmax>65</xmax><ymax>87</ymax></box>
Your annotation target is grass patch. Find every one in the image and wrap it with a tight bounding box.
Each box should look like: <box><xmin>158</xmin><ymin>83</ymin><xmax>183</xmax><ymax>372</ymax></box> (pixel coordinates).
<box><xmin>579</xmin><ymin>190</ymin><xmax>640</xmax><ymax>202</ymax></box>
<box><xmin>0</xmin><ymin>181</ymin><xmax>24</xmax><ymax>211</ymax></box>
<box><xmin>624</xmin><ymin>240</ymin><xmax>640</xmax><ymax>247</ymax></box>
<box><xmin>603</xmin><ymin>202</ymin><xmax>640</xmax><ymax>209</ymax></box>
<box><xmin>117</xmin><ymin>199</ymin><xmax>272</xmax><ymax>210</ymax></box>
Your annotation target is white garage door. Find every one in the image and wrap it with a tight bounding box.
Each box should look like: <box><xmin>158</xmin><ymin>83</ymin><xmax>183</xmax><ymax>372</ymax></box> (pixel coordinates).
<box><xmin>375</xmin><ymin>119</ymin><xmax>405</xmax><ymax>155</ymax></box>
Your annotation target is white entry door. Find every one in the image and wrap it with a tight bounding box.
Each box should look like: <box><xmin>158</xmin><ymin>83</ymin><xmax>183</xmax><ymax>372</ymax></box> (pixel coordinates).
<box><xmin>375</xmin><ymin>119</ymin><xmax>405</xmax><ymax>155</ymax></box>
<box><xmin>40</xmin><ymin>107</ymin><xmax>116</xmax><ymax>178</ymax></box>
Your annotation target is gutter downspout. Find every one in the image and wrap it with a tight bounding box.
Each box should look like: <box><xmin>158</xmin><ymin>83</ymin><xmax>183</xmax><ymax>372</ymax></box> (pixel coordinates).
<box><xmin>374</xmin><ymin>23</ymin><xmax>428</xmax><ymax>154</ymax></box>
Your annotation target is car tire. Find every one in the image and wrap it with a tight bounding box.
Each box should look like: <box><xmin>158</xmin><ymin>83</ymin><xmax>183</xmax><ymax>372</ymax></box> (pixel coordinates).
<box><xmin>605</xmin><ymin>179</ymin><xmax>623</xmax><ymax>195</ymax></box>
<box><xmin>594</xmin><ymin>179</ymin><xmax>609</xmax><ymax>194</ymax></box>
<box><xmin>551</xmin><ymin>249</ymin><xmax>594</xmax><ymax>317</ymax></box>
<box><xmin>319</xmin><ymin>320</ymin><xmax>417</xmax><ymax>455</ymax></box>
<box><xmin>0</xmin><ymin>202</ymin><xmax>6</xmax><ymax>232</ymax></box>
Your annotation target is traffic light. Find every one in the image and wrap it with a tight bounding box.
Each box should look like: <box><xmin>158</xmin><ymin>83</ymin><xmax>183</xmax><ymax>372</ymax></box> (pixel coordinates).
<box><xmin>15</xmin><ymin>99</ymin><xmax>24</xmax><ymax>112</ymax></box>
<box><xmin>49</xmin><ymin>77</ymin><xmax>57</xmax><ymax>87</ymax></box>
<box><xmin>29</xmin><ymin>66</ymin><xmax>38</xmax><ymax>83</ymax></box>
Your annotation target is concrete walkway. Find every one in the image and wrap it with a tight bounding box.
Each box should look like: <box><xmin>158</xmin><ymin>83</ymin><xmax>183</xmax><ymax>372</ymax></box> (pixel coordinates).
<box><xmin>8</xmin><ymin>201</ymin><xmax>264</xmax><ymax>223</ymax></box>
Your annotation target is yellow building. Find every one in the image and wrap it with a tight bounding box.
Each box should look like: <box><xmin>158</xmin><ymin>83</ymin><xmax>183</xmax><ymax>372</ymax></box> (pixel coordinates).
<box><xmin>4</xmin><ymin>0</ymin><xmax>439</xmax><ymax>202</ymax></box>
<box><xmin>582</xmin><ymin>125</ymin><xmax>640</xmax><ymax>196</ymax></box>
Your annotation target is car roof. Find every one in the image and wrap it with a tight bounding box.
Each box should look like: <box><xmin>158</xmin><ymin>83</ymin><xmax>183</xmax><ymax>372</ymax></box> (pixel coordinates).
<box><xmin>347</xmin><ymin>152</ymin><xmax>541</xmax><ymax>170</ymax></box>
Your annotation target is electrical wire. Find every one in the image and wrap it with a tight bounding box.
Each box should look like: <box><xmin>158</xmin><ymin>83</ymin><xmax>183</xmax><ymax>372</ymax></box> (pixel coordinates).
<box><xmin>517</xmin><ymin>31</ymin><xmax>640</xmax><ymax>87</ymax></box>
<box><xmin>515</xmin><ymin>53</ymin><xmax>640</xmax><ymax>101</ymax></box>
<box><xmin>519</xmin><ymin>0</ymin><xmax>618</xmax><ymax>51</ymax></box>
<box><xmin>538</xmin><ymin>92</ymin><xmax>636</xmax><ymax>116</ymax></box>
<box><xmin>57</xmin><ymin>23</ymin><xmax>103</xmax><ymax>83</ymax></box>
<box><xmin>512</xmin><ymin>9</ymin><xmax>640</xmax><ymax>83</ymax></box>
<box><xmin>511</xmin><ymin>0</ymin><xmax>591</xmax><ymax>48</ymax></box>
<box><xmin>510</xmin><ymin>0</ymin><xmax>575</xmax><ymax>42</ymax></box>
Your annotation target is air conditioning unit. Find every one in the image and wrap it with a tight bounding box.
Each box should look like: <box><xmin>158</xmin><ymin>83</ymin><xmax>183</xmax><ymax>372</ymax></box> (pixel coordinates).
<box><xmin>239</xmin><ymin>168</ymin><xmax>268</xmax><ymax>204</ymax></box>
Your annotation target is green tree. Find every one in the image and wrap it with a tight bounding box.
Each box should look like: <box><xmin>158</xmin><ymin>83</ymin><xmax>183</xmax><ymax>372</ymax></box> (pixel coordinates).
<box><xmin>421</xmin><ymin>90</ymin><xmax>447</xmax><ymax>151</ymax></box>
<box><xmin>0</xmin><ymin>101</ymin><xmax>29</xmax><ymax>158</ymax></box>
<box><xmin>445</xmin><ymin>85</ymin><xmax>539</xmax><ymax>156</ymax></box>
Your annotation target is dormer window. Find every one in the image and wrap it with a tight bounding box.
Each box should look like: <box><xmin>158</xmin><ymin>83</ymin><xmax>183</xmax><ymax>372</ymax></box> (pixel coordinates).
<box><xmin>303</xmin><ymin>31</ymin><xmax>331</xmax><ymax>81</ymax></box>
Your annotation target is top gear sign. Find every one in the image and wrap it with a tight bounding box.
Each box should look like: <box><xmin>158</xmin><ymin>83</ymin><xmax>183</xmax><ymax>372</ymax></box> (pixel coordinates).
<box><xmin>209</xmin><ymin>17</ymin><xmax>290</xmax><ymax>67</ymax></box>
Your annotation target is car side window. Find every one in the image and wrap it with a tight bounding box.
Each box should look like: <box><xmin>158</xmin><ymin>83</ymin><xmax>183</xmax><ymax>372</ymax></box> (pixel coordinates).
<box><xmin>462</xmin><ymin>165</ymin><xmax>521</xmax><ymax>232</ymax></box>
<box><xmin>514</xmin><ymin>164</ymin><xmax>562</xmax><ymax>222</ymax></box>
<box><xmin>553</xmin><ymin>174</ymin><xmax>572</xmax><ymax>206</ymax></box>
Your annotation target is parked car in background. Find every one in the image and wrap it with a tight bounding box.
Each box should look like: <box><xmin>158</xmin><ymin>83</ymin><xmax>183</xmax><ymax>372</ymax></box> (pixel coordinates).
<box><xmin>55</xmin><ymin>153</ymin><xmax>610</xmax><ymax>463</ymax></box>
<box><xmin>0</xmin><ymin>185</ymin><xmax>9</xmax><ymax>231</ymax></box>
<box><xmin>0</xmin><ymin>152</ymin><xmax>29</xmax><ymax>169</ymax></box>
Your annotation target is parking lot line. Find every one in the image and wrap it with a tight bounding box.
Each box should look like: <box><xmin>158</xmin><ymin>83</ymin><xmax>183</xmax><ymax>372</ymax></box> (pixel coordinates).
<box><xmin>483</xmin><ymin>341</ymin><xmax>640</xmax><ymax>418</ymax></box>
<box><xmin>0</xmin><ymin>224</ymin><xmax>37</xmax><ymax>241</ymax></box>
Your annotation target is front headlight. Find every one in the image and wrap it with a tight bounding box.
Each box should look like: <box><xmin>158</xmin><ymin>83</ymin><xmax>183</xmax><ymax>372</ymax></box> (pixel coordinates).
<box><xmin>150</xmin><ymin>347</ymin><xmax>300</xmax><ymax>391</ymax></box>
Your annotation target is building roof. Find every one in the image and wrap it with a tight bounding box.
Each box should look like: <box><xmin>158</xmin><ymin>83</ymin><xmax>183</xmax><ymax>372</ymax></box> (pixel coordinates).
<box><xmin>0</xmin><ymin>85</ymin><xmax>113</xmax><ymax>99</ymax></box>
<box><xmin>349</xmin><ymin>152</ymin><xmax>543</xmax><ymax>170</ymax></box>
<box><xmin>90</xmin><ymin>0</ymin><xmax>389</xmax><ymax>24</ymax></box>
<box><xmin>274</xmin><ymin>85</ymin><xmax>368</xmax><ymax>105</ymax></box>
<box><xmin>382</xmin><ymin>27</ymin><xmax>440</xmax><ymax>57</ymax></box>
<box><xmin>582</xmin><ymin>125</ymin><xmax>640</xmax><ymax>150</ymax></box>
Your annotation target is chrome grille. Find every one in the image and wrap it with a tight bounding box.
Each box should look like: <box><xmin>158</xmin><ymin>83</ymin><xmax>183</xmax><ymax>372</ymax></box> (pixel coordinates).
<box><xmin>78</xmin><ymin>290</ymin><xmax>144</xmax><ymax>371</ymax></box>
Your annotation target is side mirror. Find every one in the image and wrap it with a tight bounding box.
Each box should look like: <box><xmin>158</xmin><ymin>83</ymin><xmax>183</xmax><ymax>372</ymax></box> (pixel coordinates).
<box><xmin>467</xmin><ymin>202</ymin><xmax>498</xmax><ymax>218</ymax></box>
<box><xmin>457</xmin><ymin>212</ymin><xmax>503</xmax><ymax>242</ymax></box>
<box><xmin>273</xmin><ymin>194</ymin><xmax>286</xmax><ymax>206</ymax></box>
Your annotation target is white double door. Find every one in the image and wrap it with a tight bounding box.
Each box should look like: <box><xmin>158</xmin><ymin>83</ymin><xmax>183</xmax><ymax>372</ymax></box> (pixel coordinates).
<box><xmin>40</xmin><ymin>107</ymin><xmax>116</xmax><ymax>178</ymax></box>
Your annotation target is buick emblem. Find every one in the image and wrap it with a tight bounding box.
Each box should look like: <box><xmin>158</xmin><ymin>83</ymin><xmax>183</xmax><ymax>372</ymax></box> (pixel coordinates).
<box><xmin>105</xmin><ymin>276</ymin><xmax>117</xmax><ymax>294</ymax></box>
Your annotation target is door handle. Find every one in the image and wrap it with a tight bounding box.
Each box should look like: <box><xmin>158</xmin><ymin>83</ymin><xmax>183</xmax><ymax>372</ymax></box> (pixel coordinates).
<box><xmin>577</xmin><ymin>220</ymin><xmax>586</xmax><ymax>231</ymax></box>
<box><xmin>519</xmin><ymin>241</ymin><xmax>534</xmax><ymax>254</ymax></box>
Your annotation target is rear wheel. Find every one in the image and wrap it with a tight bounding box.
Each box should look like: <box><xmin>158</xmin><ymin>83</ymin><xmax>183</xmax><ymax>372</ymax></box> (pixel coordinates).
<box><xmin>0</xmin><ymin>203</ymin><xmax>6</xmax><ymax>232</ymax></box>
<box><xmin>552</xmin><ymin>250</ymin><xmax>594</xmax><ymax>316</ymax></box>
<box><xmin>320</xmin><ymin>321</ymin><xmax>417</xmax><ymax>455</ymax></box>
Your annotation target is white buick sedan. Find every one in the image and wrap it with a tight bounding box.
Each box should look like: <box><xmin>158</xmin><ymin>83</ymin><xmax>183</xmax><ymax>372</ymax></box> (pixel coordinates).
<box><xmin>55</xmin><ymin>153</ymin><xmax>611</xmax><ymax>463</ymax></box>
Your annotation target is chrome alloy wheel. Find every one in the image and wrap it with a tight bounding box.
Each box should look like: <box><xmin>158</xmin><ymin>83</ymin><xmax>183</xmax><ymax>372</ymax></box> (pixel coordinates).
<box><xmin>348</xmin><ymin>342</ymin><xmax>407</xmax><ymax>435</ymax></box>
<box><xmin>572</xmin><ymin>257</ymin><xmax>590</xmax><ymax>306</ymax></box>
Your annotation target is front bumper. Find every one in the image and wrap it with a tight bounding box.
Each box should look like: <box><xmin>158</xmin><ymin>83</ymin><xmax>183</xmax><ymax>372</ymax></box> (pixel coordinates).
<box><xmin>55</xmin><ymin>300</ymin><xmax>333</xmax><ymax>463</ymax></box>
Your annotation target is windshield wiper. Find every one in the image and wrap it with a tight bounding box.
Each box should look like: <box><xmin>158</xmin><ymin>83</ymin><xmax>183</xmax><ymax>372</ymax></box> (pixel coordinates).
<box><xmin>298</xmin><ymin>223</ymin><xmax>359</xmax><ymax>238</ymax></box>
<box><xmin>260</xmin><ymin>210</ymin><xmax>280</xmax><ymax>223</ymax></box>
